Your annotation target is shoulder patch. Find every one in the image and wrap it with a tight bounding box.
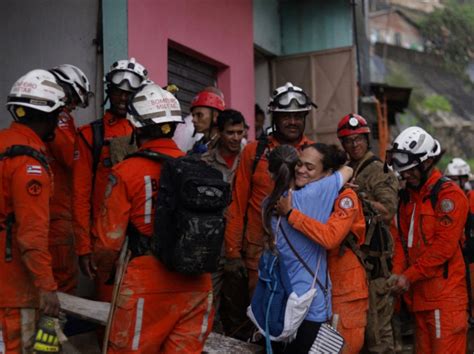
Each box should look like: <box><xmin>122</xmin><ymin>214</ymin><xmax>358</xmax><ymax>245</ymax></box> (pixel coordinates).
<box><xmin>26</xmin><ymin>179</ymin><xmax>43</xmax><ymax>196</ymax></box>
<box><xmin>440</xmin><ymin>198</ymin><xmax>455</xmax><ymax>213</ymax></box>
<box><xmin>339</xmin><ymin>196</ymin><xmax>354</xmax><ymax>209</ymax></box>
<box><xmin>26</xmin><ymin>165</ymin><xmax>42</xmax><ymax>176</ymax></box>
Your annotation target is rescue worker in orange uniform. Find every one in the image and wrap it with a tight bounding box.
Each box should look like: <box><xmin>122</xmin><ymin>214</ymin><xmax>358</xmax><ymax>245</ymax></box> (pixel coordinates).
<box><xmin>387</xmin><ymin>127</ymin><xmax>468</xmax><ymax>353</ymax></box>
<box><xmin>275</xmin><ymin>186</ymin><xmax>368</xmax><ymax>354</ymax></box>
<box><xmin>73</xmin><ymin>58</ymin><xmax>148</xmax><ymax>290</ymax></box>
<box><xmin>444</xmin><ymin>157</ymin><xmax>474</xmax><ymax>323</ymax></box>
<box><xmin>93</xmin><ymin>84</ymin><xmax>213</xmax><ymax>353</ymax></box>
<box><xmin>47</xmin><ymin>64</ymin><xmax>92</xmax><ymax>293</ymax></box>
<box><xmin>224</xmin><ymin>82</ymin><xmax>315</xmax><ymax>337</ymax></box>
<box><xmin>0</xmin><ymin>69</ymin><xmax>64</xmax><ymax>352</ymax></box>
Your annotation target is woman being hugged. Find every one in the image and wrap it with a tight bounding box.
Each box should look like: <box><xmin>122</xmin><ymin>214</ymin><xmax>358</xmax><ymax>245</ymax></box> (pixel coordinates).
<box><xmin>262</xmin><ymin>143</ymin><xmax>352</xmax><ymax>354</ymax></box>
<box><xmin>276</xmin><ymin>144</ymin><xmax>369</xmax><ymax>354</ymax></box>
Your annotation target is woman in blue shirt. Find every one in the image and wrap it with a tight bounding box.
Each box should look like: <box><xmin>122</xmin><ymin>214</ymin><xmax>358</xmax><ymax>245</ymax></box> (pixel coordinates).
<box><xmin>263</xmin><ymin>143</ymin><xmax>351</xmax><ymax>353</ymax></box>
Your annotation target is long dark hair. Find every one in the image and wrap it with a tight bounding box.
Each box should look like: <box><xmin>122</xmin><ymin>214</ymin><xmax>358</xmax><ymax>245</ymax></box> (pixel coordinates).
<box><xmin>263</xmin><ymin>145</ymin><xmax>299</xmax><ymax>248</ymax></box>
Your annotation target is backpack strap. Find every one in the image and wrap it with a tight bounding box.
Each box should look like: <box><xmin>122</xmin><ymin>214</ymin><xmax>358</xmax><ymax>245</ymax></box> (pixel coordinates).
<box><xmin>279</xmin><ymin>224</ymin><xmax>328</xmax><ymax>295</ymax></box>
<box><xmin>354</xmin><ymin>155</ymin><xmax>381</xmax><ymax>178</ymax></box>
<box><xmin>251</xmin><ymin>135</ymin><xmax>268</xmax><ymax>175</ymax></box>
<box><xmin>340</xmin><ymin>233</ymin><xmax>374</xmax><ymax>271</ymax></box>
<box><xmin>0</xmin><ymin>145</ymin><xmax>50</xmax><ymax>262</ymax></box>
<box><xmin>240</xmin><ymin>136</ymin><xmax>269</xmax><ymax>248</ymax></box>
<box><xmin>0</xmin><ymin>145</ymin><xmax>50</xmax><ymax>173</ymax></box>
<box><xmin>426</xmin><ymin>176</ymin><xmax>450</xmax><ymax>210</ymax></box>
<box><xmin>124</xmin><ymin>149</ymin><xmax>174</xmax><ymax>162</ymax></box>
<box><xmin>90</xmin><ymin>119</ymin><xmax>105</xmax><ymax>177</ymax></box>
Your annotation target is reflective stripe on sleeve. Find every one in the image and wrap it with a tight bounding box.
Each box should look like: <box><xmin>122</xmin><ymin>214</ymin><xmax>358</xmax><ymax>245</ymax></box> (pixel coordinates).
<box><xmin>144</xmin><ymin>176</ymin><xmax>152</xmax><ymax>224</ymax></box>
<box><xmin>198</xmin><ymin>292</ymin><xmax>213</xmax><ymax>342</ymax></box>
<box><xmin>408</xmin><ymin>205</ymin><xmax>416</xmax><ymax>248</ymax></box>
<box><xmin>434</xmin><ymin>309</ymin><xmax>441</xmax><ymax>339</ymax></box>
<box><xmin>132</xmin><ymin>298</ymin><xmax>145</xmax><ymax>350</ymax></box>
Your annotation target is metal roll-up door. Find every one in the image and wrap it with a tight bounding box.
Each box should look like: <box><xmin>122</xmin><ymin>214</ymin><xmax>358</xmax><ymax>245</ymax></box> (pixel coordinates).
<box><xmin>168</xmin><ymin>48</ymin><xmax>217</xmax><ymax>115</ymax></box>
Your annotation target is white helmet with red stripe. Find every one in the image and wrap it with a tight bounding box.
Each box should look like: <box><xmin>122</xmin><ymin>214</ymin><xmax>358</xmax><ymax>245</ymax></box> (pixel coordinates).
<box><xmin>127</xmin><ymin>84</ymin><xmax>183</xmax><ymax>128</ymax></box>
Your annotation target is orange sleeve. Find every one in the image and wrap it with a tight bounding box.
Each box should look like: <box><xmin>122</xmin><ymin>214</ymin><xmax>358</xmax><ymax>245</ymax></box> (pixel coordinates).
<box><xmin>12</xmin><ymin>158</ymin><xmax>56</xmax><ymax>292</ymax></box>
<box><xmin>93</xmin><ymin>171</ymin><xmax>131</xmax><ymax>278</ymax></box>
<box><xmin>72</xmin><ymin>130</ymin><xmax>94</xmax><ymax>255</ymax></box>
<box><xmin>224</xmin><ymin>143</ymin><xmax>256</xmax><ymax>258</ymax></box>
<box><xmin>288</xmin><ymin>189</ymin><xmax>361</xmax><ymax>250</ymax></box>
<box><xmin>48</xmin><ymin>115</ymin><xmax>76</xmax><ymax>170</ymax></box>
<box><xmin>404</xmin><ymin>188</ymin><xmax>468</xmax><ymax>284</ymax></box>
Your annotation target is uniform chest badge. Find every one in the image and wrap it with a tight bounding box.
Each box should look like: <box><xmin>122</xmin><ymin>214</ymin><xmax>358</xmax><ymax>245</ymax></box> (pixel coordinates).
<box><xmin>339</xmin><ymin>197</ymin><xmax>354</xmax><ymax>209</ymax></box>
<box><xmin>440</xmin><ymin>199</ymin><xmax>454</xmax><ymax>213</ymax></box>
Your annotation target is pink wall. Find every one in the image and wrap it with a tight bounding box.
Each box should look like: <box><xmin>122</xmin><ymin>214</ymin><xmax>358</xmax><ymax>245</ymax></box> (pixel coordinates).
<box><xmin>128</xmin><ymin>0</ymin><xmax>255</xmax><ymax>139</ymax></box>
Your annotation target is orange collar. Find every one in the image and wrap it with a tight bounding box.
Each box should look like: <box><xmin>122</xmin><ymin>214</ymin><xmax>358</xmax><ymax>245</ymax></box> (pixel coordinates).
<box><xmin>103</xmin><ymin>111</ymin><xmax>127</xmax><ymax>126</ymax></box>
<box><xmin>10</xmin><ymin>122</ymin><xmax>46</xmax><ymax>151</ymax></box>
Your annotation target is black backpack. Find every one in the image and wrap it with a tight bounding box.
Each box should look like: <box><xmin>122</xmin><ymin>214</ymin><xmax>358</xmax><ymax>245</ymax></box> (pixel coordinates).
<box><xmin>126</xmin><ymin>149</ymin><xmax>231</xmax><ymax>274</ymax></box>
<box><xmin>342</xmin><ymin>156</ymin><xmax>394</xmax><ymax>279</ymax></box>
<box><xmin>0</xmin><ymin>145</ymin><xmax>50</xmax><ymax>262</ymax></box>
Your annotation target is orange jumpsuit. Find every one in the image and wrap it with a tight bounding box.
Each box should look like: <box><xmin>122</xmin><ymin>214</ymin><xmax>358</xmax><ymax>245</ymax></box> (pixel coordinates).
<box><xmin>225</xmin><ymin>135</ymin><xmax>312</xmax><ymax>294</ymax></box>
<box><xmin>73</xmin><ymin>112</ymin><xmax>133</xmax><ymax>300</ymax></box>
<box><xmin>393</xmin><ymin>169</ymin><xmax>468</xmax><ymax>354</ymax></box>
<box><xmin>288</xmin><ymin>188</ymin><xmax>368</xmax><ymax>354</ymax></box>
<box><xmin>93</xmin><ymin>138</ymin><xmax>214</xmax><ymax>353</ymax></box>
<box><xmin>466</xmin><ymin>190</ymin><xmax>474</xmax><ymax>317</ymax></box>
<box><xmin>0</xmin><ymin>123</ymin><xmax>57</xmax><ymax>353</ymax></box>
<box><xmin>46</xmin><ymin>110</ymin><xmax>77</xmax><ymax>293</ymax></box>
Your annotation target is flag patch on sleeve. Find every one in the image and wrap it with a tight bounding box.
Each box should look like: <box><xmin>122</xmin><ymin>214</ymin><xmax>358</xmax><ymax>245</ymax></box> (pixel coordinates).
<box><xmin>26</xmin><ymin>165</ymin><xmax>42</xmax><ymax>175</ymax></box>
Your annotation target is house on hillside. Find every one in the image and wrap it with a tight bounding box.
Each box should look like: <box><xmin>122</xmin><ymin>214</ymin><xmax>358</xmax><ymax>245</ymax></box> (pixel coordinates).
<box><xmin>369</xmin><ymin>8</ymin><xmax>424</xmax><ymax>51</ymax></box>
<box><xmin>387</xmin><ymin>0</ymin><xmax>443</xmax><ymax>13</ymax></box>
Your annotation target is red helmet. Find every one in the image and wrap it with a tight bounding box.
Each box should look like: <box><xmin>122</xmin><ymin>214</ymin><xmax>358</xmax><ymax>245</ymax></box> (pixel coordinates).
<box><xmin>191</xmin><ymin>91</ymin><xmax>225</xmax><ymax>111</ymax></box>
<box><xmin>337</xmin><ymin>114</ymin><xmax>370</xmax><ymax>138</ymax></box>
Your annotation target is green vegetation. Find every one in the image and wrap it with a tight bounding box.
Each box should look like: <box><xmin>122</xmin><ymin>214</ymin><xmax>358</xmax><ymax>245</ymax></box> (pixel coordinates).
<box><xmin>421</xmin><ymin>94</ymin><xmax>453</xmax><ymax>113</ymax></box>
<box><xmin>420</xmin><ymin>1</ymin><xmax>474</xmax><ymax>75</ymax></box>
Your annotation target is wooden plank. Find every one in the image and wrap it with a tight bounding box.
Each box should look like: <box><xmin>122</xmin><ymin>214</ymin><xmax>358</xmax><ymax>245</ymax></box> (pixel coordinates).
<box><xmin>57</xmin><ymin>292</ymin><xmax>110</xmax><ymax>326</ymax></box>
<box><xmin>203</xmin><ymin>332</ymin><xmax>264</xmax><ymax>354</ymax></box>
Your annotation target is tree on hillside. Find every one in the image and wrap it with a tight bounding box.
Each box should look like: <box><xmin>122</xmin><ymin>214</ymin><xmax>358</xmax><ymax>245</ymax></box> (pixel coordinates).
<box><xmin>421</xmin><ymin>1</ymin><xmax>474</xmax><ymax>74</ymax></box>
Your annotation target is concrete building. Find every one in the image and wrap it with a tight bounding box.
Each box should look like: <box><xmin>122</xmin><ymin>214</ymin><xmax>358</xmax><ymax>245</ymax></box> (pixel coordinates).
<box><xmin>1</xmin><ymin>0</ymin><xmax>364</xmax><ymax>143</ymax></box>
<box><xmin>369</xmin><ymin>8</ymin><xmax>425</xmax><ymax>51</ymax></box>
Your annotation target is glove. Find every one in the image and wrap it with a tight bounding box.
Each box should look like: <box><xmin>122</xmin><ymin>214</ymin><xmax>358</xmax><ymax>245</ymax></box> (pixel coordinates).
<box><xmin>33</xmin><ymin>315</ymin><xmax>60</xmax><ymax>353</ymax></box>
<box><xmin>224</xmin><ymin>257</ymin><xmax>248</xmax><ymax>279</ymax></box>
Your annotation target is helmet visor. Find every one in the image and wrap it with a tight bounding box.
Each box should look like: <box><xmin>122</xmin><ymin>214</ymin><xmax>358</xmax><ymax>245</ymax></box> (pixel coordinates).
<box><xmin>110</xmin><ymin>71</ymin><xmax>142</xmax><ymax>91</ymax></box>
<box><xmin>274</xmin><ymin>91</ymin><xmax>309</xmax><ymax>108</ymax></box>
<box><xmin>386</xmin><ymin>149</ymin><xmax>424</xmax><ymax>171</ymax></box>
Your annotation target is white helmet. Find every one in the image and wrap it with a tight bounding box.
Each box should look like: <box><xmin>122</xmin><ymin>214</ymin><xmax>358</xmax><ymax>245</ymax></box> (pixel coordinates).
<box><xmin>268</xmin><ymin>82</ymin><xmax>317</xmax><ymax>113</ymax></box>
<box><xmin>50</xmin><ymin>64</ymin><xmax>92</xmax><ymax>108</ymax></box>
<box><xmin>105</xmin><ymin>57</ymin><xmax>148</xmax><ymax>92</ymax></box>
<box><xmin>6</xmin><ymin>69</ymin><xmax>66</xmax><ymax>116</ymax></box>
<box><xmin>127</xmin><ymin>84</ymin><xmax>183</xmax><ymax>128</ymax></box>
<box><xmin>386</xmin><ymin>126</ymin><xmax>441</xmax><ymax>172</ymax></box>
<box><xmin>445</xmin><ymin>157</ymin><xmax>471</xmax><ymax>177</ymax></box>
